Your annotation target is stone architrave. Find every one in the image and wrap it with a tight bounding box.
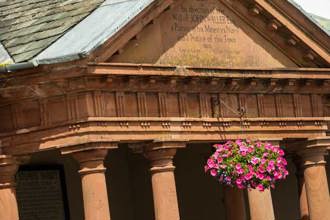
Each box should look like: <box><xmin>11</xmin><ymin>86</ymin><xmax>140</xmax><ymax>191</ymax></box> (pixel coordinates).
<box><xmin>297</xmin><ymin>138</ymin><xmax>330</xmax><ymax>220</ymax></box>
<box><xmin>63</xmin><ymin>143</ymin><xmax>117</xmax><ymax>220</ymax></box>
<box><xmin>144</xmin><ymin>141</ymin><xmax>186</xmax><ymax>220</ymax></box>
<box><xmin>0</xmin><ymin>155</ymin><xmax>19</xmax><ymax>220</ymax></box>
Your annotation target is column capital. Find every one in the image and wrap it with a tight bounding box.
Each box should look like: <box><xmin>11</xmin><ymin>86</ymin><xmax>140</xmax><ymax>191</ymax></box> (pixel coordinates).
<box><xmin>144</xmin><ymin>140</ymin><xmax>186</xmax><ymax>173</ymax></box>
<box><xmin>62</xmin><ymin>142</ymin><xmax>117</xmax><ymax>176</ymax></box>
<box><xmin>0</xmin><ymin>155</ymin><xmax>18</xmax><ymax>189</ymax></box>
<box><xmin>296</xmin><ymin>137</ymin><xmax>329</xmax><ymax>167</ymax></box>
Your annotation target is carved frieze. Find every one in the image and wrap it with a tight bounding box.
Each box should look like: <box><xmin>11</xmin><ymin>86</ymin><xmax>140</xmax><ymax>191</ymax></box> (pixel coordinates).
<box><xmin>0</xmin><ymin>89</ymin><xmax>327</xmax><ymax>134</ymax></box>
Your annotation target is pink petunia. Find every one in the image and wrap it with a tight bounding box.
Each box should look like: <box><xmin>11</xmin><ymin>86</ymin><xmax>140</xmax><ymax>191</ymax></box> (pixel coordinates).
<box><xmin>245</xmin><ymin>172</ymin><xmax>253</xmax><ymax>180</ymax></box>
<box><xmin>256</xmin><ymin>173</ymin><xmax>265</xmax><ymax>180</ymax></box>
<box><xmin>210</xmin><ymin>169</ymin><xmax>218</xmax><ymax>177</ymax></box>
<box><xmin>257</xmin><ymin>184</ymin><xmax>265</xmax><ymax>191</ymax></box>
<box><xmin>207</xmin><ymin>159</ymin><xmax>216</xmax><ymax>168</ymax></box>
<box><xmin>251</xmin><ymin>157</ymin><xmax>260</xmax><ymax>165</ymax></box>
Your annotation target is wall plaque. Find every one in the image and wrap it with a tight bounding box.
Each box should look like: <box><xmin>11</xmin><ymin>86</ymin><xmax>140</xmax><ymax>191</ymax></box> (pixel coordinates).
<box><xmin>16</xmin><ymin>167</ymin><xmax>69</xmax><ymax>220</ymax></box>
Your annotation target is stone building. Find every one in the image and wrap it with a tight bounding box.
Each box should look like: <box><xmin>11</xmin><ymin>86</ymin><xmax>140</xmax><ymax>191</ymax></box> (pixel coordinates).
<box><xmin>0</xmin><ymin>0</ymin><xmax>329</xmax><ymax>220</ymax></box>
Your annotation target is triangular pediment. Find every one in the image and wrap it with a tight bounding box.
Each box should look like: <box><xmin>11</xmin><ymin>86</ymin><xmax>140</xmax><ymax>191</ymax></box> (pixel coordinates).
<box><xmin>86</xmin><ymin>0</ymin><xmax>330</xmax><ymax>68</ymax></box>
<box><xmin>108</xmin><ymin>0</ymin><xmax>297</xmax><ymax>68</ymax></box>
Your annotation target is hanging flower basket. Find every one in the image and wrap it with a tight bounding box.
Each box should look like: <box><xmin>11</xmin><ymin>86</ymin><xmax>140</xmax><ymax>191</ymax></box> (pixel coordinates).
<box><xmin>205</xmin><ymin>140</ymin><xmax>288</xmax><ymax>192</ymax></box>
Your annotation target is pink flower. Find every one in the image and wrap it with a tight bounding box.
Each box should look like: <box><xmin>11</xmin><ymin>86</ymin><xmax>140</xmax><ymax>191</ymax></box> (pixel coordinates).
<box><xmin>207</xmin><ymin>159</ymin><xmax>216</xmax><ymax>168</ymax></box>
<box><xmin>278</xmin><ymin>149</ymin><xmax>285</xmax><ymax>156</ymax></box>
<box><xmin>279</xmin><ymin>158</ymin><xmax>287</xmax><ymax>166</ymax></box>
<box><xmin>257</xmin><ymin>184</ymin><xmax>265</xmax><ymax>191</ymax></box>
<box><xmin>237</xmin><ymin>184</ymin><xmax>245</xmax><ymax>189</ymax></box>
<box><xmin>258</xmin><ymin>167</ymin><xmax>266</xmax><ymax>173</ymax></box>
<box><xmin>237</xmin><ymin>168</ymin><xmax>244</xmax><ymax>175</ymax></box>
<box><xmin>284</xmin><ymin>170</ymin><xmax>289</xmax><ymax>176</ymax></box>
<box><xmin>274</xmin><ymin>171</ymin><xmax>282</xmax><ymax>180</ymax></box>
<box><xmin>256</xmin><ymin>173</ymin><xmax>265</xmax><ymax>180</ymax></box>
<box><xmin>236</xmin><ymin>164</ymin><xmax>242</xmax><ymax>170</ymax></box>
<box><xmin>236</xmin><ymin>178</ymin><xmax>243</xmax><ymax>185</ymax></box>
<box><xmin>251</xmin><ymin>157</ymin><xmax>260</xmax><ymax>165</ymax></box>
<box><xmin>225</xmin><ymin>176</ymin><xmax>232</xmax><ymax>183</ymax></box>
<box><xmin>245</xmin><ymin>172</ymin><xmax>253</xmax><ymax>180</ymax></box>
<box><xmin>267</xmin><ymin>165</ymin><xmax>274</xmax><ymax>173</ymax></box>
<box><xmin>210</xmin><ymin>169</ymin><xmax>218</xmax><ymax>177</ymax></box>
<box><xmin>240</xmin><ymin>145</ymin><xmax>248</xmax><ymax>152</ymax></box>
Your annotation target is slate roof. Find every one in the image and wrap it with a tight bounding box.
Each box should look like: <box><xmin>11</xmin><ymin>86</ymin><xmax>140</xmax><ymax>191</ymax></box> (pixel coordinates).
<box><xmin>0</xmin><ymin>0</ymin><xmax>104</xmax><ymax>63</ymax></box>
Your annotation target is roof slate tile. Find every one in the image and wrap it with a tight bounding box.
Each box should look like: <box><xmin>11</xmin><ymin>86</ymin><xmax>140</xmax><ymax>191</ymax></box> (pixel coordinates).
<box><xmin>0</xmin><ymin>0</ymin><xmax>104</xmax><ymax>62</ymax></box>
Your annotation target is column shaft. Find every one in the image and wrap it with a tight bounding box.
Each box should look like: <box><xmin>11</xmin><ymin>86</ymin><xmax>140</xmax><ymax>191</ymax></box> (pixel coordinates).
<box><xmin>293</xmin><ymin>157</ymin><xmax>310</xmax><ymax>220</ymax></box>
<box><xmin>304</xmin><ymin>162</ymin><xmax>330</xmax><ymax>220</ymax></box>
<box><xmin>0</xmin><ymin>155</ymin><xmax>19</xmax><ymax>220</ymax></box>
<box><xmin>73</xmin><ymin>149</ymin><xmax>111</xmax><ymax>220</ymax></box>
<box><xmin>151</xmin><ymin>167</ymin><xmax>180</xmax><ymax>220</ymax></box>
<box><xmin>298</xmin><ymin>146</ymin><xmax>330</xmax><ymax>220</ymax></box>
<box><xmin>248</xmin><ymin>189</ymin><xmax>275</xmax><ymax>220</ymax></box>
<box><xmin>224</xmin><ymin>186</ymin><xmax>246</xmax><ymax>220</ymax></box>
<box><xmin>145</xmin><ymin>142</ymin><xmax>185</xmax><ymax>220</ymax></box>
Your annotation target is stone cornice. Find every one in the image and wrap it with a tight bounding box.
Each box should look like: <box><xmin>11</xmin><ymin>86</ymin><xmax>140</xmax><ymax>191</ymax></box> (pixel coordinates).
<box><xmin>1</xmin><ymin>64</ymin><xmax>330</xmax><ymax>102</ymax></box>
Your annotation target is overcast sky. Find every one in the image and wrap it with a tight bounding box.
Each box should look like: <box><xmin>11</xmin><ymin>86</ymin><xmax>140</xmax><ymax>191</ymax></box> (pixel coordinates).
<box><xmin>294</xmin><ymin>0</ymin><xmax>330</xmax><ymax>19</ymax></box>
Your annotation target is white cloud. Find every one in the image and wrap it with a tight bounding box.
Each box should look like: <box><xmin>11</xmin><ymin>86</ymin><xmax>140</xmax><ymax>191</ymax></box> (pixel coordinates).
<box><xmin>294</xmin><ymin>0</ymin><xmax>330</xmax><ymax>19</ymax></box>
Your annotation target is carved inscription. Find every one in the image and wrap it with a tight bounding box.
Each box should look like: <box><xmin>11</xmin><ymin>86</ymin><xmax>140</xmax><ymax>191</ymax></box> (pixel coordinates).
<box><xmin>16</xmin><ymin>169</ymin><xmax>67</xmax><ymax>220</ymax></box>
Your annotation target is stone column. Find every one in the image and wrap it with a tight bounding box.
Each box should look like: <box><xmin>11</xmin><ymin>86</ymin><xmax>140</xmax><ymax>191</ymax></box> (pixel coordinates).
<box><xmin>247</xmin><ymin>189</ymin><xmax>275</xmax><ymax>220</ymax></box>
<box><xmin>144</xmin><ymin>141</ymin><xmax>185</xmax><ymax>220</ymax></box>
<box><xmin>224</xmin><ymin>186</ymin><xmax>246</xmax><ymax>220</ymax></box>
<box><xmin>293</xmin><ymin>157</ymin><xmax>309</xmax><ymax>220</ymax></box>
<box><xmin>247</xmin><ymin>139</ymin><xmax>280</xmax><ymax>220</ymax></box>
<box><xmin>0</xmin><ymin>155</ymin><xmax>19</xmax><ymax>220</ymax></box>
<box><xmin>297</xmin><ymin>139</ymin><xmax>330</xmax><ymax>220</ymax></box>
<box><xmin>71</xmin><ymin>148</ymin><xmax>112</xmax><ymax>220</ymax></box>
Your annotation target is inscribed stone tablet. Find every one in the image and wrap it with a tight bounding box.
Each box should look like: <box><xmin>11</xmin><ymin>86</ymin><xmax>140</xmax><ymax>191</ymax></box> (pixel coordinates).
<box><xmin>16</xmin><ymin>169</ymin><xmax>67</xmax><ymax>220</ymax></box>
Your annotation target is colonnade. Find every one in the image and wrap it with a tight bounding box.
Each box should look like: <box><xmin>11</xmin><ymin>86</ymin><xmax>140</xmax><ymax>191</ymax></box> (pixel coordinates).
<box><xmin>0</xmin><ymin>138</ymin><xmax>329</xmax><ymax>220</ymax></box>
